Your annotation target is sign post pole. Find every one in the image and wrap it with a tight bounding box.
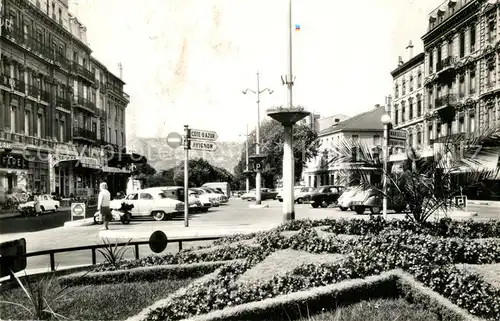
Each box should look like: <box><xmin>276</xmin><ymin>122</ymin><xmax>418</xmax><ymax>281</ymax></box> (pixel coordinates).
<box><xmin>184</xmin><ymin>125</ymin><xmax>190</xmax><ymax>228</ymax></box>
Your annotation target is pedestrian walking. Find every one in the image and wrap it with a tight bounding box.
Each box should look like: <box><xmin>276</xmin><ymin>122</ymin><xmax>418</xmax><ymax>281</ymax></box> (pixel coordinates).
<box><xmin>98</xmin><ymin>182</ymin><xmax>112</xmax><ymax>230</ymax></box>
<box><xmin>34</xmin><ymin>192</ymin><xmax>42</xmax><ymax>216</ymax></box>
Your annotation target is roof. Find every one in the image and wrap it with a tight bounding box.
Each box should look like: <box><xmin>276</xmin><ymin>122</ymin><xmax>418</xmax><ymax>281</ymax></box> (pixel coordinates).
<box><xmin>318</xmin><ymin>106</ymin><xmax>386</xmax><ymax>137</ymax></box>
<box><xmin>390</xmin><ymin>52</ymin><xmax>425</xmax><ymax>78</ymax></box>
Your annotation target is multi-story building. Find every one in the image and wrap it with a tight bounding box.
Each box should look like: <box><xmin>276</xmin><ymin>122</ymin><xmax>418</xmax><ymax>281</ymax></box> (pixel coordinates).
<box><xmin>0</xmin><ymin>0</ymin><xmax>137</xmax><ymax>198</ymax></box>
<box><xmin>302</xmin><ymin>105</ymin><xmax>385</xmax><ymax>187</ymax></box>
<box><xmin>390</xmin><ymin>43</ymin><xmax>425</xmax><ymax>156</ymax></box>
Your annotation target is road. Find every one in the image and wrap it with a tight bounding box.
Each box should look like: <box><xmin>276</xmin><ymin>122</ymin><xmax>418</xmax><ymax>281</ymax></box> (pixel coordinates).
<box><xmin>0</xmin><ymin>199</ymin><xmax>498</xmax><ymax>275</ymax></box>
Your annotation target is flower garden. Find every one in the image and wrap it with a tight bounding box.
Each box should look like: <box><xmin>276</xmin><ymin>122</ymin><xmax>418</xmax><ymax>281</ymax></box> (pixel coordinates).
<box><xmin>1</xmin><ymin>216</ymin><xmax>500</xmax><ymax>321</ymax></box>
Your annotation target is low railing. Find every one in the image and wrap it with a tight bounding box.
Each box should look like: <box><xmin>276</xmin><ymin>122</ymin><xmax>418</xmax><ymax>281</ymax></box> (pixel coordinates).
<box><xmin>18</xmin><ymin>236</ymin><xmax>222</xmax><ymax>272</ymax></box>
<box><xmin>73</xmin><ymin>127</ymin><xmax>97</xmax><ymax>141</ymax></box>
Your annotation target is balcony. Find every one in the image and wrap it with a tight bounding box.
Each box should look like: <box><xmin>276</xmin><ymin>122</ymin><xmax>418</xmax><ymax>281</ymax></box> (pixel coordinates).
<box><xmin>73</xmin><ymin>96</ymin><xmax>97</xmax><ymax>114</ymax></box>
<box><xmin>1</xmin><ymin>26</ymin><xmax>24</xmax><ymax>44</ymax></box>
<box><xmin>54</xmin><ymin>54</ymin><xmax>71</xmax><ymax>69</ymax></box>
<box><xmin>436</xmin><ymin>56</ymin><xmax>456</xmax><ymax>73</ymax></box>
<box><xmin>1</xmin><ymin>75</ymin><xmax>10</xmax><ymax>88</ymax></box>
<box><xmin>56</xmin><ymin>97</ymin><xmax>71</xmax><ymax>110</ymax></box>
<box><xmin>7</xmin><ymin>78</ymin><xmax>26</xmax><ymax>93</ymax></box>
<box><xmin>26</xmin><ymin>85</ymin><xmax>39</xmax><ymax>98</ymax></box>
<box><xmin>73</xmin><ymin>127</ymin><xmax>97</xmax><ymax>142</ymax></box>
<box><xmin>435</xmin><ymin>94</ymin><xmax>458</xmax><ymax>108</ymax></box>
<box><xmin>26</xmin><ymin>36</ymin><xmax>52</xmax><ymax>59</ymax></box>
<box><xmin>72</xmin><ymin>62</ymin><xmax>95</xmax><ymax>83</ymax></box>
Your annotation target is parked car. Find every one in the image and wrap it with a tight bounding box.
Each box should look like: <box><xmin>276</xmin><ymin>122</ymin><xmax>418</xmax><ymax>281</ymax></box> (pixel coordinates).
<box><xmin>191</xmin><ymin>188</ymin><xmax>220</xmax><ymax>207</ymax></box>
<box><xmin>201</xmin><ymin>187</ymin><xmax>229</xmax><ymax>204</ymax></box>
<box><xmin>276</xmin><ymin>186</ymin><xmax>315</xmax><ymax>203</ymax></box>
<box><xmin>160</xmin><ymin>186</ymin><xmax>209</xmax><ymax>213</ymax></box>
<box><xmin>109</xmin><ymin>188</ymin><xmax>184</xmax><ymax>221</ymax></box>
<box><xmin>202</xmin><ymin>182</ymin><xmax>231</xmax><ymax>198</ymax></box>
<box><xmin>189</xmin><ymin>188</ymin><xmax>213</xmax><ymax>209</ymax></box>
<box><xmin>242</xmin><ymin>188</ymin><xmax>279</xmax><ymax>201</ymax></box>
<box><xmin>350</xmin><ymin>188</ymin><xmax>407</xmax><ymax>215</ymax></box>
<box><xmin>337</xmin><ymin>186</ymin><xmax>364</xmax><ymax>211</ymax></box>
<box><xmin>303</xmin><ymin>185</ymin><xmax>345</xmax><ymax>208</ymax></box>
<box><xmin>18</xmin><ymin>194</ymin><xmax>60</xmax><ymax>215</ymax></box>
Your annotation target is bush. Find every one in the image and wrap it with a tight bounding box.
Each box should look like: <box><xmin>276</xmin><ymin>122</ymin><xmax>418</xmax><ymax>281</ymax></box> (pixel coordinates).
<box><xmin>60</xmin><ymin>261</ymin><xmax>228</xmax><ymax>287</ymax></box>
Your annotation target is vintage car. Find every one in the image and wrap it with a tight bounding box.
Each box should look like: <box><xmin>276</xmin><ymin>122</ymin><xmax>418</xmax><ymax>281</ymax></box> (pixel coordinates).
<box><xmin>276</xmin><ymin>186</ymin><xmax>315</xmax><ymax>204</ymax></box>
<box><xmin>337</xmin><ymin>186</ymin><xmax>364</xmax><ymax>211</ymax></box>
<box><xmin>303</xmin><ymin>185</ymin><xmax>345</xmax><ymax>208</ymax></box>
<box><xmin>109</xmin><ymin>188</ymin><xmax>183</xmax><ymax>221</ymax></box>
<box><xmin>160</xmin><ymin>186</ymin><xmax>209</xmax><ymax>213</ymax></box>
<box><xmin>241</xmin><ymin>188</ymin><xmax>279</xmax><ymax>201</ymax></box>
<box><xmin>350</xmin><ymin>188</ymin><xmax>407</xmax><ymax>215</ymax></box>
<box><xmin>18</xmin><ymin>194</ymin><xmax>60</xmax><ymax>215</ymax></box>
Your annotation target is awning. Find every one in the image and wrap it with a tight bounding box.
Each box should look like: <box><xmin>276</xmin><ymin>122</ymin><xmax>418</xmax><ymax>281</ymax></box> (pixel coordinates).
<box><xmin>0</xmin><ymin>168</ymin><xmax>29</xmax><ymax>174</ymax></box>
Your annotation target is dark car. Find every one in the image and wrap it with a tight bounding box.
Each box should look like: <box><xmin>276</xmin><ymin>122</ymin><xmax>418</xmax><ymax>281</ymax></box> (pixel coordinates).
<box><xmin>304</xmin><ymin>185</ymin><xmax>345</xmax><ymax>208</ymax></box>
<box><xmin>350</xmin><ymin>188</ymin><xmax>407</xmax><ymax>215</ymax></box>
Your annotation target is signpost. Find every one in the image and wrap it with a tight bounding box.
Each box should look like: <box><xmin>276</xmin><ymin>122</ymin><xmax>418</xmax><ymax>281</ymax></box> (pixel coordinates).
<box><xmin>71</xmin><ymin>203</ymin><xmax>86</xmax><ymax>221</ymax></box>
<box><xmin>389</xmin><ymin>129</ymin><xmax>407</xmax><ymax>147</ymax></box>
<box><xmin>183</xmin><ymin>126</ymin><xmax>218</xmax><ymax>227</ymax></box>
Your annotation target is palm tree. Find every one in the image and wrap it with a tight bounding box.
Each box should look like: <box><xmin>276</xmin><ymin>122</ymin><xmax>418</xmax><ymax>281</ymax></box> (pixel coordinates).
<box><xmin>329</xmin><ymin>122</ymin><xmax>500</xmax><ymax>223</ymax></box>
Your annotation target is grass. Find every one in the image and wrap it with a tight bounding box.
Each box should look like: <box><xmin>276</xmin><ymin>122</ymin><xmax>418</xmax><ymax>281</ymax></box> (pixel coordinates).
<box><xmin>0</xmin><ymin>277</ymin><xmax>194</xmax><ymax>320</ymax></box>
<box><xmin>296</xmin><ymin>298</ymin><xmax>441</xmax><ymax>321</ymax></box>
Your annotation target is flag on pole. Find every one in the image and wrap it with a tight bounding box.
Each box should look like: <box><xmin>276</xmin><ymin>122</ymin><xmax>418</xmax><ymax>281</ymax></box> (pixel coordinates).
<box><xmin>295</xmin><ymin>24</ymin><xmax>301</xmax><ymax>31</ymax></box>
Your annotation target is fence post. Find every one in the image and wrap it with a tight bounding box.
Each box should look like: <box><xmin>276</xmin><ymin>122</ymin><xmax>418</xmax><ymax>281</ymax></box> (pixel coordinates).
<box><xmin>91</xmin><ymin>248</ymin><xmax>96</xmax><ymax>265</ymax></box>
<box><xmin>134</xmin><ymin>244</ymin><xmax>139</xmax><ymax>260</ymax></box>
<box><xmin>49</xmin><ymin>253</ymin><xmax>55</xmax><ymax>271</ymax></box>
<box><xmin>178</xmin><ymin>241</ymin><xmax>182</xmax><ymax>252</ymax></box>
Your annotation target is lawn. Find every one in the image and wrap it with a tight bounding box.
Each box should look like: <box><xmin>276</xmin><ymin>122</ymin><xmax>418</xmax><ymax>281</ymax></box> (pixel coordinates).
<box><xmin>0</xmin><ymin>277</ymin><xmax>194</xmax><ymax>321</ymax></box>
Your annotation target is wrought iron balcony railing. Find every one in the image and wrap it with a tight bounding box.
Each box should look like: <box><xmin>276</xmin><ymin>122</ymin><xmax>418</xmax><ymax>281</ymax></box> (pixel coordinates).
<box><xmin>73</xmin><ymin>96</ymin><xmax>97</xmax><ymax>113</ymax></box>
<box><xmin>73</xmin><ymin>127</ymin><xmax>97</xmax><ymax>141</ymax></box>
<box><xmin>72</xmin><ymin>62</ymin><xmax>95</xmax><ymax>82</ymax></box>
<box><xmin>56</xmin><ymin>97</ymin><xmax>71</xmax><ymax>110</ymax></box>
<box><xmin>436</xmin><ymin>56</ymin><xmax>455</xmax><ymax>72</ymax></box>
<box><xmin>435</xmin><ymin>94</ymin><xmax>458</xmax><ymax>108</ymax></box>
<box><xmin>26</xmin><ymin>85</ymin><xmax>39</xmax><ymax>97</ymax></box>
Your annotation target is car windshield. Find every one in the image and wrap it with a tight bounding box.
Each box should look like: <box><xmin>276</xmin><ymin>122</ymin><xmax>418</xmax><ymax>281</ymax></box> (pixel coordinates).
<box><xmin>157</xmin><ymin>192</ymin><xmax>168</xmax><ymax>199</ymax></box>
<box><xmin>314</xmin><ymin>187</ymin><xmax>327</xmax><ymax>193</ymax></box>
<box><xmin>300</xmin><ymin>187</ymin><xmax>310</xmax><ymax>192</ymax></box>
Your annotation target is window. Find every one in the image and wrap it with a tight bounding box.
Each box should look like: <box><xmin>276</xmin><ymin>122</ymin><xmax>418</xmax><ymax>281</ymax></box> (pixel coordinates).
<box><xmin>428</xmin><ymin>125</ymin><xmax>433</xmax><ymax>140</ymax></box>
<box><xmin>428</xmin><ymin>88</ymin><xmax>433</xmax><ymax>109</ymax></box>
<box><xmin>417</xmin><ymin>72</ymin><xmax>422</xmax><ymax>88</ymax></box>
<box><xmin>417</xmin><ymin>97</ymin><xmax>422</xmax><ymax>117</ymax></box>
<box><xmin>408</xmin><ymin>134</ymin><xmax>413</xmax><ymax>147</ymax></box>
<box><xmin>401</xmin><ymin>101</ymin><xmax>406</xmax><ymax>122</ymax></box>
<box><xmin>470</xmin><ymin>25</ymin><xmax>476</xmax><ymax>52</ymax></box>
<box><xmin>459</xmin><ymin>74</ymin><xmax>465</xmax><ymax>97</ymax></box>
<box><xmin>121</xmin><ymin>132</ymin><xmax>125</xmax><ymax>146</ymax></box>
<box><xmin>409</xmin><ymin>100</ymin><xmax>413</xmax><ymax>120</ymax></box>
<box><xmin>448</xmin><ymin>40</ymin><xmax>453</xmax><ymax>58</ymax></box>
<box><xmin>409</xmin><ymin>76</ymin><xmax>414</xmax><ymax>92</ymax></box>
<box><xmin>24</xmin><ymin>111</ymin><xmax>29</xmax><ymax>136</ymax></box>
<box><xmin>437</xmin><ymin>45</ymin><xmax>442</xmax><ymax>63</ymax></box>
<box><xmin>60</xmin><ymin>121</ymin><xmax>64</xmax><ymax>141</ymax></box>
<box><xmin>140</xmin><ymin>193</ymin><xmax>153</xmax><ymax>200</ymax></box>
<box><xmin>395</xmin><ymin>84</ymin><xmax>399</xmax><ymax>98</ymax></box>
<box><xmin>126</xmin><ymin>193</ymin><xmax>138</xmax><ymax>200</ymax></box>
<box><xmin>460</xmin><ymin>31</ymin><xmax>465</xmax><ymax>57</ymax></box>
<box><xmin>402</xmin><ymin>80</ymin><xmax>406</xmax><ymax>96</ymax></box>
<box><xmin>37</xmin><ymin>114</ymin><xmax>42</xmax><ymax>138</ymax></box>
<box><xmin>470</xmin><ymin>70</ymin><xmax>476</xmax><ymax>94</ymax></box>
<box><xmin>373</xmin><ymin>135</ymin><xmax>381</xmax><ymax>146</ymax></box>
<box><xmin>417</xmin><ymin>131</ymin><xmax>422</xmax><ymax>145</ymax></box>
<box><xmin>58</xmin><ymin>8</ymin><xmax>62</xmax><ymax>24</ymax></box>
<box><xmin>395</xmin><ymin>108</ymin><xmax>399</xmax><ymax>126</ymax></box>
<box><xmin>10</xmin><ymin>107</ymin><xmax>16</xmax><ymax>132</ymax></box>
<box><xmin>429</xmin><ymin>50</ymin><xmax>434</xmax><ymax>72</ymax></box>
<box><xmin>115</xmin><ymin>130</ymin><xmax>118</xmax><ymax>144</ymax></box>
<box><xmin>437</xmin><ymin>123</ymin><xmax>442</xmax><ymax>137</ymax></box>
<box><xmin>92</xmin><ymin>122</ymin><xmax>97</xmax><ymax>134</ymax></box>
<box><xmin>108</xmin><ymin>128</ymin><xmax>111</xmax><ymax>142</ymax></box>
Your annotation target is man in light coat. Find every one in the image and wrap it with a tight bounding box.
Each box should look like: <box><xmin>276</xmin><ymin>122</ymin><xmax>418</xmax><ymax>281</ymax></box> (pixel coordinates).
<box><xmin>98</xmin><ymin>182</ymin><xmax>112</xmax><ymax>230</ymax></box>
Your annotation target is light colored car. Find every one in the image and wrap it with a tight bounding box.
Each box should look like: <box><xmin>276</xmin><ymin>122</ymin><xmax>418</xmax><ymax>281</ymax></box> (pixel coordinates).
<box><xmin>159</xmin><ymin>186</ymin><xmax>207</xmax><ymax>213</ymax></box>
<box><xmin>192</xmin><ymin>188</ymin><xmax>220</xmax><ymax>207</ymax></box>
<box><xmin>277</xmin><ymin>186</ymin><xmax>316</xmax><ymax>203</ymax></box>
<box><xmin>202</xmin><ymin>187</ymin><xmax>229</xmax><ymax>204</ymax></box>
<box><xmin>18</xmin><ymin>194</ymin><xmax>60</xmax><ymax>214</ymax></box>
<box><xmin>241</xmin><ymin>189</ymin><xmax>256</xmax><ymax>201</ymax></box>
<box><xmin>337</xmin><ymin>187</ymin><xmax>363</xmax><ymax>211</ymax></box>
<box><xmin>109</xmin><ymin>188</ymin><xmax>184</xmax><ymax>221</ymax></box>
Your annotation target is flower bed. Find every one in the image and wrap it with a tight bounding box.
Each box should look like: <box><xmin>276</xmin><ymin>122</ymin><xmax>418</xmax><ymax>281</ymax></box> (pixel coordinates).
<box><xmin>129</xmin><ymin>225</ymin><xmax>500</xmax><ymax>321</ymax></box>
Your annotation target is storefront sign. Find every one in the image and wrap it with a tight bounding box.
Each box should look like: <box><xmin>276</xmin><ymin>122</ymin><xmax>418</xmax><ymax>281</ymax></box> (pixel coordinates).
<box><xmin>0</xmin><ymin>141</ymin><xmax>13</xmax><ymax>150</ymax></box>
<box><xmin>0</xmin><ymin>153</ymin><xmax>29</xmax><ymax>169</ymax></box>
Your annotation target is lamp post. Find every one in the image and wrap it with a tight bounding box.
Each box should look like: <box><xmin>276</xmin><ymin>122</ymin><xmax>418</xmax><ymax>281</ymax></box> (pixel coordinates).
<box><xmin>381</xmin><ymin>96</ymin><xmax>392</xmax><ymax>220</ymax></box>
<box><xmin>242</xmin><ymin>72</ymin><xmax>273</xmax><ymax>206</ymax></box>
<box><xmin>267</xmin><ymin>0</ymin><xmax>309</xmax><ymax>221</ymax></box>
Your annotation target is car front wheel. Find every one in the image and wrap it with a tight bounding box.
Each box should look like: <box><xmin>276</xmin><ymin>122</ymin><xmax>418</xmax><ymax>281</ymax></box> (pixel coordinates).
<box><xmin>296</xmin><ymin>198</ymin><xmax>303</xmax><ymax>204</ymax></box>
<box><xmin>152</xmin><ymin>211</ymin><xmax>165</xmax><ymax>221</ymax></box>
<box><xmin>320</xmin><ymin>201</ymin><xmax>329</xmax><ymax>208</ymax></box>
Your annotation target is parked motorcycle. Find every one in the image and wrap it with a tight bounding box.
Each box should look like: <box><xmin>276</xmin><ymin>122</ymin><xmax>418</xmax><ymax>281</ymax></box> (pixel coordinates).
<box><xmin>93</xmin><ymin>202</ymin><xmax>133</xmax><ymax>225</ymax></box>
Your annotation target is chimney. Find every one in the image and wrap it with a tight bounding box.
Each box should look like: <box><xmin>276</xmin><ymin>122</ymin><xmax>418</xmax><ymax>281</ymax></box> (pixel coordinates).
<box><xmin>398</xmin><ymin>56</ymin><xmax>404</xmax><ymax>66</ymax></box>
<box><xmin>406</xmin><ymin>40</ymin><xmax>414</xmax><ymax>60</ymax></box>
<box><xmin>118</xmin><ymin>63</ymin><xmax>123</xmax><ymax>79</ymax></box>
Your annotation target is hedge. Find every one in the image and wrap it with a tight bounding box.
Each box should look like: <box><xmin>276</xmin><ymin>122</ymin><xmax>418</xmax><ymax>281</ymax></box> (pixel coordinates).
<box><xmin>138</xmin><ymin>228</ymin><xmax>500</xmax><ymax>321</ymax></box>
<box><xmin>60</xmin><ymin>261</ymin><xmax>233</xmax><ymax>287</ymax></box>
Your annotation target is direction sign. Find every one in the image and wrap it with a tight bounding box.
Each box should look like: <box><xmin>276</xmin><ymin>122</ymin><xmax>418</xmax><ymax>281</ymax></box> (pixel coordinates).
<box><xmin>190</xmin><ymin>140</ymin><xmax>218</xmax><ymax>151</ymax></box>
<box><xmin>71</xmin><ymin>203</ymin><xmax>86</xmax><ymax>218</ymax></box>
<box><xmin>389</xmin><ymin>129</ymin><xmax>407</xmax><ymax>140</ymax></box>
<box><xmin>189</xmin><ymin>129</ymin><xmax>218</xmax><ymax>141</ymax></box>
<box><xmin>389</xmin><ymin>139</ymin><xmax>406</xmax><ymax>147</ymax></box>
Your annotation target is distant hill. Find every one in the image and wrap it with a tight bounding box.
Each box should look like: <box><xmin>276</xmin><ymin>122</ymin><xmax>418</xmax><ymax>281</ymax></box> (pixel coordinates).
<box><xmin>128</xmin><ymin>137</ymin><xmax>243</xmax><ymax>174</ymax></box>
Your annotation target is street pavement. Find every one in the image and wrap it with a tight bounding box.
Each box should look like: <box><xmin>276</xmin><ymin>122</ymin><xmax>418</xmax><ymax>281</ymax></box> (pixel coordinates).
<box><xmin>0</xmin><ymin>198</ymin><xmax>498</xmax><ymax>275</ymax></box>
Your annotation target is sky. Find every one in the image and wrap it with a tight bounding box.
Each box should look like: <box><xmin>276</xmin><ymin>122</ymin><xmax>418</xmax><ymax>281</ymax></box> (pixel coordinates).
<box><xmin>72</xmin><ymin>0</ymin><xmax>443</xmax><ymax>142</ymax></box>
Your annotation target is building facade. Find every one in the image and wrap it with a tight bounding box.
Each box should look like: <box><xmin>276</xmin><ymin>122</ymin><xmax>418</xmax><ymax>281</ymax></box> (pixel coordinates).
<box><xmin>391</xmin><ymin>49</ymin><xmax>425</xmax><ymax>155</ymax></box>
<box><xmin>0</xmin><ymin>0</ymin><xmax>136</xmax><ymax>198</ymax></box>
<box><xmin>302</xmin><ymin>106</ymin><xmax>385</xmax><ymax>187</ymax></box>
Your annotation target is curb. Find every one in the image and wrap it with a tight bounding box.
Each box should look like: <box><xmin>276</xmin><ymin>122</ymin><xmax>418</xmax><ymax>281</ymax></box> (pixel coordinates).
<box><xmin>64</xmin><ymin>218</ymin><xmax>95</xmax><ymax>227</ymax></box>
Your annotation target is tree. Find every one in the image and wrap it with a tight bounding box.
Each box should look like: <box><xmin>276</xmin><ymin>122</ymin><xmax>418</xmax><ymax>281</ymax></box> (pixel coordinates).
<box><xmin>131</xmin><ymin>163</ymin><xmax>156</xmax><ymax>178</ymax></box>
<box><xmin>173</xmin><ymin>158</ymin><xmax>235</xmax><ymax>187</ymax></box>
<box><xmin>331</xmin><ymin>122</ymin><xmax>500</xmax><ymax>223</ymax></box>
<box><xmin>233</xmin><ymin>119</ymin><xmax>319</xmax><ymax>188</ymax></box>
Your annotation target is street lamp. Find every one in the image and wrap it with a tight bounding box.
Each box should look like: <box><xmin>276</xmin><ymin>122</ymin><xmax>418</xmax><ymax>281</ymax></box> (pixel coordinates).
<box><xmin>381</xmin><ymin>99</ymin><xmax>392</xmax><ymax>220</ymax></box>
<box><xmin>242</xmin><ymin>72</ymin><xmax>273</xmax><ymax>207</ymax></box>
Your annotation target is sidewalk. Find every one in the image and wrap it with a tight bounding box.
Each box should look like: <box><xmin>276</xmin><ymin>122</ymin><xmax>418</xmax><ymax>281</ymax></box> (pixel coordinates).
<box><xmin>0</xmin><ymin>205</ymin><xmax>96</xmax><ymax>219</ymax></box>
<box><xmin>467</xmin><ymin>200</ymin><xmax>500</xmax><ymax>207</ymax></box>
